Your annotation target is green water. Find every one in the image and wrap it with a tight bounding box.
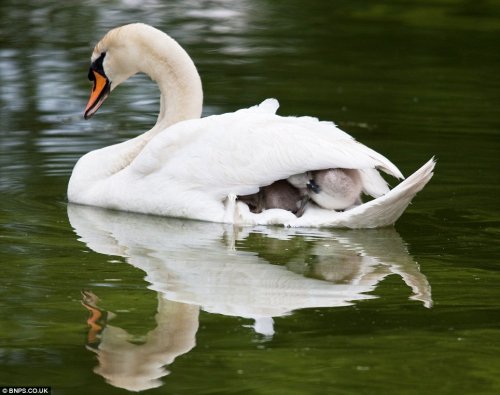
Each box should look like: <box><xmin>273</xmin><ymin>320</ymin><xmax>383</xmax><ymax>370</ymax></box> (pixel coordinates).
<box><xmin>1</xmin><ymin>1</ymin><xmax>500</xmax><ymax>394</ymax></box>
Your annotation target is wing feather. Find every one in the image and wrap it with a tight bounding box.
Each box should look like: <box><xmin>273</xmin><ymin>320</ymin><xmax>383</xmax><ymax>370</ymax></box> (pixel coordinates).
<box><xmin>130</xmin><ymin>100</ymin><xmax>404</xmax><ymax>199</ymax></box>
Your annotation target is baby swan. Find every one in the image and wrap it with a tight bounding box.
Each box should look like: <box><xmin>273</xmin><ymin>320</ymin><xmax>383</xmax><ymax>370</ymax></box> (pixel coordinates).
<box><xmin>240</xmin><ymin>168</ymin><xmax>362</xmax><ymax>215</ymax></box>
<box><xmin>238</xmin><ymin>180</ymin><xmax>307</xmax><ymax>216</ymax></box>
<box><xmin>288</xmin><ymin>168</ymin><xmax>362</xmax><ymax>211</ymax></box>
<box><xmin>311</xmin><ymin>168</ymin><xmax>363</xmax><ymax>210</ymax></box>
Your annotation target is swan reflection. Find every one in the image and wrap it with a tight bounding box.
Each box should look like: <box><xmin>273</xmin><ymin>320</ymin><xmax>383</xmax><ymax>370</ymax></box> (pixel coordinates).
<box><xmin>68</xmin><ymin>204</ymin><xmax>431</xmax><ymax>391</ymax></box>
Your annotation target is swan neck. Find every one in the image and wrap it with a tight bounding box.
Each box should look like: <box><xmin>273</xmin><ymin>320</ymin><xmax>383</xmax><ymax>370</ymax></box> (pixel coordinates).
<box><xmin>138</xmin><ymin>32</ymin><xmax>203</xmax><ymax>129</ymax></box>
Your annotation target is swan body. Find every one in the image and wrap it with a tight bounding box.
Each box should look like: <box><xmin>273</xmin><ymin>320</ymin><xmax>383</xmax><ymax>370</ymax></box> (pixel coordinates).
<box><xmin>68</xmin><ymin>23</ymin><xmax>435</xmax><ymax>228</ymax></box>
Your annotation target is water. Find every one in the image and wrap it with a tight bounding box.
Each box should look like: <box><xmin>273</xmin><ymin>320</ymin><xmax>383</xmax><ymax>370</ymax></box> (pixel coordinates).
<box><xmin>1</xmin><ymin>1</ymin><xmax>500</xmax><ymax>394</ymax></box>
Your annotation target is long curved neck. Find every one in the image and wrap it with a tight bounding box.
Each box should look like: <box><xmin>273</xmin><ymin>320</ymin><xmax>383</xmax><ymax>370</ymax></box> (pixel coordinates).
<box><xmin>137</xmin><ymin>29</ymin><xmax>203</xmax><ymax>133</ymax></box>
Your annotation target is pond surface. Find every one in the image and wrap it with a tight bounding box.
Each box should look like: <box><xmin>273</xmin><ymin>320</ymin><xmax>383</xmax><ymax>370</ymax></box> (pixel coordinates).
<box><xmin>1</xmin><ymin>1</ymin><xmax>500</xmax><ymax>394</ymax></box>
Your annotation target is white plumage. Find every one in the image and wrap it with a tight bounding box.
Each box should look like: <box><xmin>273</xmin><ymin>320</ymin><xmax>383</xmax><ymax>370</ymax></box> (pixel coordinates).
<box><xmin>68</xmin><ymin>23</ymin><xmax>435</xmax><ymax>228</ymax></box>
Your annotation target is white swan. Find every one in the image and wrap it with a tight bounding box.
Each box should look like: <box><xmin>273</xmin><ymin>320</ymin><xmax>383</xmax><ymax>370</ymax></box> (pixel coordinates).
<box><xmin>68</xmin><ymin>23</ymin><xmax>435</xmax><ymax>228</ymax></box>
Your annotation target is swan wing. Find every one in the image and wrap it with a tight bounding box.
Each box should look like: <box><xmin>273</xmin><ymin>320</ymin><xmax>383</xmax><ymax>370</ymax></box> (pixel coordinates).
<box><xmin>131</xmin><ymin>99</ymin><xmax>403</xmax><ymax>199</ymax></box>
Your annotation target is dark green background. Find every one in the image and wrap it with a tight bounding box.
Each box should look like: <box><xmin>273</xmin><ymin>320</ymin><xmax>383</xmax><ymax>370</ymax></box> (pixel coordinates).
<box><xmin>1</xmin><ymin>1</ymin><xmax>499</xmax><ymax>394</ymax></box>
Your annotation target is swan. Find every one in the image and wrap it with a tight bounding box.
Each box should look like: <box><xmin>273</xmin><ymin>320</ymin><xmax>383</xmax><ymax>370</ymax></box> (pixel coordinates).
<box><xmin>68</xmin><ymin>23</ymin><xmax>435</xmax><ymax>228</ymax></box>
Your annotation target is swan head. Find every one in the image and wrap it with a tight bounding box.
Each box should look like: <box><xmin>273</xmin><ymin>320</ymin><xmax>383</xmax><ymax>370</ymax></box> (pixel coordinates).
<box><xmin>84</xmin><ymin>24</ymin><xmax>155</xmax><ymax>119</ymax></box>
<box><xmin>85</xmin><ymin>52</ymin><xmax>110</xmax><ymax>119</ymax></box>
<box><xmin>83</xmin><ymin>23</ymin><xmax>203</xmax><ymax>124</ymax></box>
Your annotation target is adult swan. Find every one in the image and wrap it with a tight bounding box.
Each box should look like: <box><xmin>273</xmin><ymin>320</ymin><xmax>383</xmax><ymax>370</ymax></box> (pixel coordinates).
<box><xmin>68</xmin><ymin>23</ymin><xmax>435</xmax><ymax>228</ymax></box>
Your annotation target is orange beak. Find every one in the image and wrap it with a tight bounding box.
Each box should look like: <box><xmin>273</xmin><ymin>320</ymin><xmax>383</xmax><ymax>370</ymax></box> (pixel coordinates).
<box><xmin>84</xmin><ymin>70</ymin><xmax>110</xmax><ymax>119</ymax></box>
